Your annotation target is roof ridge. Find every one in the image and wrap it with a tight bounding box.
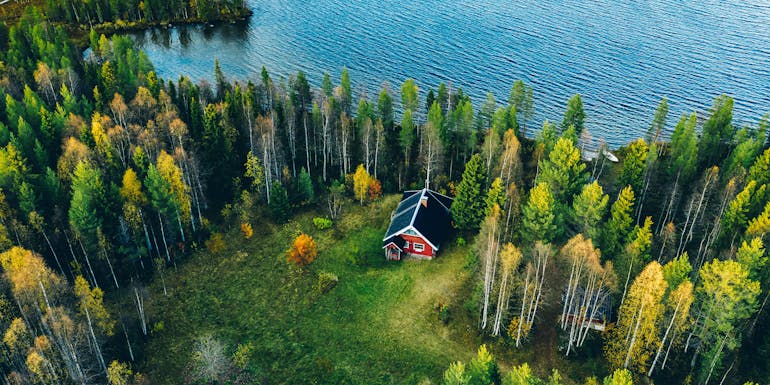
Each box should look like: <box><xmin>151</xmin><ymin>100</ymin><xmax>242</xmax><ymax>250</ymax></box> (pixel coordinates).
<box><xmin>408</xmin><ymin>189</ymin><xmax>427</xmax><ymax>227</ymax></box>
<box><xmin>425</xmin><ymin>188</ymin><xmax>454</xmax><ymax>200</ymax></box>
<box><xmin>426</xmin><ymin>190</ymin><xmax>451</xmax><ymax>212</ymax></box>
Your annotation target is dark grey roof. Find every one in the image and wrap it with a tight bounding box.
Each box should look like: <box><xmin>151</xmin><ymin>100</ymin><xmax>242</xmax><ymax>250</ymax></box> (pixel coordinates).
<box><xmin>383</xmin><ymin>235</ymin><xmax>406</xmax><ymax>250</ymax></box>
<box><xmin>383</xmin><ymin>188</ymin><xmax>454</xmax><ymax>249</ymax></box>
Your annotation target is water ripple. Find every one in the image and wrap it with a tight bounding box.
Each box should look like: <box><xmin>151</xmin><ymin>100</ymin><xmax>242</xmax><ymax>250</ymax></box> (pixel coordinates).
<box><xmin>129</xmin><ymin>0</ymin><xmax>770</xmax><ymax>147</ymax></box>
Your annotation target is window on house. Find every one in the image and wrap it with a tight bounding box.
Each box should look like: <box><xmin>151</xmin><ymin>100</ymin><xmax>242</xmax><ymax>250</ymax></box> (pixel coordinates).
<box><xmin>414</xmin><ymin>243</ymin><xmax>425</xmax><ymax>252</ymax></box>
<box><xmin>404</xmin><ymin>241</ymin><xmax>410</xmax><ymax>248</ymax></box>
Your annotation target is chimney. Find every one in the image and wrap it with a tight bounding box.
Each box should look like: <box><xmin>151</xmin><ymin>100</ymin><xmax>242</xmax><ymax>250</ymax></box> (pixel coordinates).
<box><xmin>421</xmin><ymin>196</ymin><xmax>428</xmax><ymax>207</ymax></box>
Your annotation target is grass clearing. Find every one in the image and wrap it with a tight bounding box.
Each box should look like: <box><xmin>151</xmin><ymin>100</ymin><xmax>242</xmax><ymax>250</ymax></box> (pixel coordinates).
<box><xmin>126</xmin><ymin>194</ymin><xmax>601</xmax><ymax>384</ymax></box>
<box><xmin>133</xmin><ymin>195</ymin><xmax>476</xmax><ymax>384</ymax></box>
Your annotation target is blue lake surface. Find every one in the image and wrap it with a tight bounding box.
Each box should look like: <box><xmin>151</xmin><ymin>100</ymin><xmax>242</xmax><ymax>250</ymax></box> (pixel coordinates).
<box><xmin>129</xmin><ymin>0</ymin><xmax>770</xmax><ymax>147</ymax></box>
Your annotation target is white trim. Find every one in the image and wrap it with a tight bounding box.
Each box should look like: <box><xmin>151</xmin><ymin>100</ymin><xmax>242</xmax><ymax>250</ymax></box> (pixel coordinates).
<box><xmin>382</xmin><ymin>188</ymin><xmax>453</xmax><ymax>244</ymax></box>
<box><xmin>382</xmin><ymin>242</ymin><xmax>402</xmax><ymax>250</ymax></box>
<box><xmin>408</xmin><ymin>189</ymin><xmax>427</xmax><ymax>226</ymax></box>
<box><xmin>397</xmin><ymin>225</ymin><xmax>439</xmax><ymax>251</ymax></box>
<box><xmin>413</xmin><ymin>243</ymin><xmax>425</xmax><ymax>252</ymax></box>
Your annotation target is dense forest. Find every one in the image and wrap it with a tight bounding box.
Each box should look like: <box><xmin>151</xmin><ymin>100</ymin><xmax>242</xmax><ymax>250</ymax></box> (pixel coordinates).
<box><xmin>0</xmin><ymin>4</ymin><xmax>769</xmax><ymax>385</ymax></box>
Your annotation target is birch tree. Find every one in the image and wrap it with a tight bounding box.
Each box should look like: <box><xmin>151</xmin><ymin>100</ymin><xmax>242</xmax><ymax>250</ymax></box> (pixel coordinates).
<box><xmin>689</xmin><ymin>259</ymin><xmax>760</xmax><ymax>384</ymax></box>
<box><xmin>498</xmin><ymin>129</ymin><xmax>522</xmax><ymax>188</ymax></box>
<box><xmin>492</xmin><ymin>243</ymin><xmax>522</xmax><ymax>336</ymax></box>
<box><xmin>420</xmin><ymin>119</ymin><xmax>444</xmax><ymax>188</ymax></box>
<box><xmin>512</xmin><ymin>242</ymin><xmax>552</xmax><ymax>346</ymax></box>
<box><xmin>648</xmin><ymin>280</ymin><xmax>693</xmax><ymax>376</ymax></box>
<box><xmin>477</xmin><ymin>206</ymin><xmax>501</xmax><ymax>330</ymax></box>
<box><xmin>560</xmin><ymin>235</ymin><xmax>616</xmax><ymax>355</ymax></box>
<box><xmin>605</xmin><ymin>261</ymin><xmax>666</xmax><ymax>373</ymax></box>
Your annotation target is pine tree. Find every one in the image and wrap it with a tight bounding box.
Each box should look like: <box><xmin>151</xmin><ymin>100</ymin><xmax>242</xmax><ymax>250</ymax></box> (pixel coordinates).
<box><xmin>502</xmin><ymin>363</ymin><xmax>537</xmax><ymax>385</ymax></box>
<box><xmin>645</xmin><ymin>98</ymin><xmax>668</xmax><ymax>144</ymax></box>
<box><xmin>747</xmin><ymin>147</ymin><xmax>770</xmax><ymax>187</ymax></box>
<box><xmin>296</xmin><ymin>167</ymin><xmax>314</xmax><ymax>204</ymax></box>
<box><xmin>721</xmin><ymin>180</ymin><xmax>756</xmax><ymax>243</ymax></box>
<box><xmin>452</xmin><ymin>154</ymin><xmax>488</xmax><ymax>230</ymax></box>
<box><xmin>617</xmin><ymin>217</ymin><xmax>653</xmax><ymax>306</ymax></box>
<box><xmin>268</xmin><ymin>183</ymin><xmax>290</xmax><ymax>223</ymax></box>
<box><xmin>619</xmin><ymin>139</ymin><xmax>649</xmax><ymax>195</ymax></box>
<box><xmin>745</xmin><ymin>201</ymin><xmax>770</xmax><ymax>240</ymax></box>
<box><xmin>735</xmin><ymin>237</ymin><xmax>767</xmax><ymax>283</ymax></box>
<box><xmin>69</xmin><ymin>161</ymin><xmax>104</xmax><ymax>250</ymax></box>
<box><xmin>571</xmin><ymin>181</ymin><xmax>609</xmax><ymax>241</ymax></box>
<box><xmin>662</xmin><ymin>253</ymin><xmax>692</xmax><ymax>289</ymax></box>
<box><xmin>602</xmin><ymin>186</ymin><xmax>635</xmax><ymax>258</ymax></box>
<box><xmin>485</xmin><ymin>177</ymin><xmax>506</xmax><ymax>216</ymax></box>
<box><xmin>467</xmin><ymin>345</ymin><xmax>498</xmax><ymax>385</ymax></box>
<box><xmin>443</xmin><ymin>362</ymin><xmax>470</xmax><ymax>385</ymax></box>
<box><xmin>537</xmin><ymin>136</ymin><xmax>587</xmax><ymax>203</ymax></box>
<box><xmin>508</xmin><ymin>80</ymin><xmax>534</xmax><ymax>135</ymax></box>
<box><xmin>659</xmin><ymin>113</ymin><xmax>698</xmax><ymax>232</ymax></box>
<box><xmin>698</xmin><ymin>95</ymin><xmax>734</xmax><ymax>170</ymax></box>
<box><xmin>520</xmin><ymin>183</ymin><xmax>558</xmax><ymax>244</ymax></box>
<box><xmin>561</xmin><ymin>94</ymin><xmax>585</xmax><ymax>136</ymax></box>
<box><xmin>400</xmin><ymin>78</ymin><xmax>419</xmax><ymax>115</ymax></box>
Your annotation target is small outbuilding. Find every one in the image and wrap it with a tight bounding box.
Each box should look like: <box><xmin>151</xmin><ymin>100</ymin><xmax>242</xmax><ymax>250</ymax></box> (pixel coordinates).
<box><xmin>561</xmin><ymin>286</ymin><xmax>612</xmax><ymax>332</ymax></box>
<box><xmin>382</xmin><ymin>188</ymin><xmax>453</xmax><ymax>260</ymax></box>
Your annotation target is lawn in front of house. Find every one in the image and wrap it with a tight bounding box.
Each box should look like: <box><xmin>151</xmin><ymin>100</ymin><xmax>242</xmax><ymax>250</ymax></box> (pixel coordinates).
<box><xmin>136</xmin><ymin>195</ymin><xmax>478</xmax><ymax>384</ymax></box>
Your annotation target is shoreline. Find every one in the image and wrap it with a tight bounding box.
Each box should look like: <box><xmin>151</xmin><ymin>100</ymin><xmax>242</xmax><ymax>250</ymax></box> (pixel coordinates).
<box><xmin>1</xmin><ymin>3</ymin><xmax>252</xmax><ymax>47</ymax></box>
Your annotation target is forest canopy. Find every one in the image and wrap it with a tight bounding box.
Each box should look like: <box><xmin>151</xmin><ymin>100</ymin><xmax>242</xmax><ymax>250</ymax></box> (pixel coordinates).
<box><xmin>0</xmin><ymin>5</ymin><xmax>768</xmax><ymax>385</ymax></box>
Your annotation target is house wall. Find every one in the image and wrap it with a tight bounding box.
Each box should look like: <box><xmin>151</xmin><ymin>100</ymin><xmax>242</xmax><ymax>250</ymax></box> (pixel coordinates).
<box><xmin>400</xmin><ymin>234</ymin><xmax>434</xmax><ymax>258</ymax></box>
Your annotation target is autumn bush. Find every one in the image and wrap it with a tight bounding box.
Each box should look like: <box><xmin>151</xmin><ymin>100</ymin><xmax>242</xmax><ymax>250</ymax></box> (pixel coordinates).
<box><xmin>240</xmin><ymin>223</ymin><xmax>254</xmax><ymax>239</ymax></box>
<box><xmin>286</xmin><ymin>233</ymin><xmax>318</xmax><ymax>268</ymax></box>
<box><xmin>368</xmin><ymin>178</ymin><xmax>382</xmax><ymax>201</ymax></box>
<box><xmin>206</xmin><ymin>233</ymin><xmax>226</xmax><ymax>254</ymax></box>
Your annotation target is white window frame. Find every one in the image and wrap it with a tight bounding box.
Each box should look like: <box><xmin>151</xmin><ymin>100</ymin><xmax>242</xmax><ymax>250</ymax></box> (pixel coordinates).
<box><xmin>414</xmin><ymin>243</ymin><xmax>425</xmax><ymax>252</ymax></box>
<box><xmin>404</xmin><ymin>241</ymin><xmax>410</xmax><ymax>249</ymax></box>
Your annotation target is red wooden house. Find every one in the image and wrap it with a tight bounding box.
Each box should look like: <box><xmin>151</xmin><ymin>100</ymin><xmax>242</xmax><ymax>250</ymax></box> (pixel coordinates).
<box><xmin>382</xmin><ymin>188</ymin><xmax>453</xmax><ymax>260</ymax></box>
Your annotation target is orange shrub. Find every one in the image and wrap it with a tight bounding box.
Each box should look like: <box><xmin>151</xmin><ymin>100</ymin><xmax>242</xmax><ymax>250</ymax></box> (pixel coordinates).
<box><xmin>240</xmin><ymin>223</ymin><xmax>254</xmax><ymax>239</ymax></box>
<box><xmin>368</xmin><ymin>178</ymin><xmax>382</xmax><ymax>201</ymax></box>
<box><xmin>286</xmin><ymin>233</ymin><xmax>318</xmax><ymax>268</ymax></box>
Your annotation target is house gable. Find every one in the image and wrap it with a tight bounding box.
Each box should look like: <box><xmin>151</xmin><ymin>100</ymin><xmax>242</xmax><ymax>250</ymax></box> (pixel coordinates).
<box><xmin>382</xmin><ymin>188</ymin><xmax>453</xmax><ymax>259</ymax></box>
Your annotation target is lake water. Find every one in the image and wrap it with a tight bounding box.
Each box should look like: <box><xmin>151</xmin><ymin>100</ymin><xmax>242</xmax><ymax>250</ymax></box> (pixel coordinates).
<box><xmin>129</xmin><ymin>0</ymin><xmax>770</xmax><ymax>147</ymax></box>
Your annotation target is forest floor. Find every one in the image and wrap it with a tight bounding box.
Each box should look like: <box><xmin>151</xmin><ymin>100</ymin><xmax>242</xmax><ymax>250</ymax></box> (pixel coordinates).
<box><xmin>119</xmin><ymin>195</ymin><xmax>604</xmax><ymax>384</ymax></box>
